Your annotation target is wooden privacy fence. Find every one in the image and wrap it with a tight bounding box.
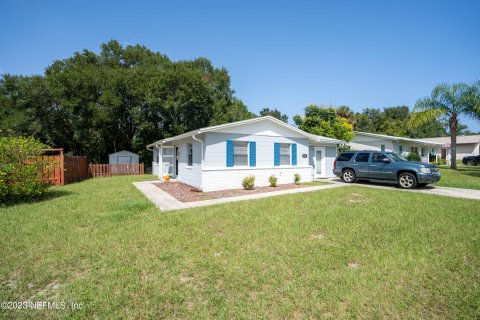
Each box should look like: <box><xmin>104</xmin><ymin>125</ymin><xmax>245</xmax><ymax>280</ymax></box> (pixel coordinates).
<box><xmin>41</xmin><ymin>149</ymin><xmax>88</xmax><ymax>186</ymax></box>
<box><xmin>89</xmin><ymin>163</ymin><xmax>145</xmax><ymax>178</ymax></box>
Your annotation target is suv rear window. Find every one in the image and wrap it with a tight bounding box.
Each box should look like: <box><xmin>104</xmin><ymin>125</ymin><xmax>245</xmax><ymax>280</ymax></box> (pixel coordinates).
<box><xmin>337</xmin><ymin>152</ymin><xmax>355</xmax><ymax>161</ymax></box>
<box><xmin>355</xmin><ymin>153</ymin><xmax>370</xmax><ymax>162</ymax></box>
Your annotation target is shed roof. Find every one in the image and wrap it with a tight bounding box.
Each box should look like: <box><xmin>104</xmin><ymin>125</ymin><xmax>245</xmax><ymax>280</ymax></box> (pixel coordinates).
<box><xmin>108</xmin><ymin>150</ymin><xmax>138</xmax><ymax>156</ymax></box>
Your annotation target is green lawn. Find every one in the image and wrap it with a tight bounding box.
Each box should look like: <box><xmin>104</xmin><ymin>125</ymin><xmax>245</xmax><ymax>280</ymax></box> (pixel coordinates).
<box><xmin>1</xmin><ymin>176</ymin><xmax>479</xmax><ymax>319</ymax></box>
<box><xmin>437</xmin><ymin>165</ymin><xmax>480</xmax><ymax>189</ymax></box>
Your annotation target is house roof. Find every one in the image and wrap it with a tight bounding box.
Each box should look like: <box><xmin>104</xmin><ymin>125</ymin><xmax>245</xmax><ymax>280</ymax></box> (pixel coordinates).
<box><xmin>108</xmin><ymin>150</ymin><xmax>138</xmax><ymax>156</ymax></box>
<box><xmin>421</xmin><ymin>135</ymin><xmax>480</xmax><ymax>146</ymax></box>
<box><xmin>147</xmin><ymin>116</ymin><xmax>343</xmax><ymax>147</ymax></box>
<box><xmin>353</xmin><ymin>131</ymin><xmax>444</xmax><ymax>146</ymax></box>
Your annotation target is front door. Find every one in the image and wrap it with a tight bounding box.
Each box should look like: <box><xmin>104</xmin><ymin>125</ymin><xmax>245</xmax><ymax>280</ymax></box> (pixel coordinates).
<box><xmin>314</xmin><ymin>147</ymin><xmax>325</xmax><ymax>178</ymax></box>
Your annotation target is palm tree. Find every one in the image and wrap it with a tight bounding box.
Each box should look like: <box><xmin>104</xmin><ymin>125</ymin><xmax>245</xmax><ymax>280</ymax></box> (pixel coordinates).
<box><xmin>410</xmin><ymin>82</ymin><xmax>479</xmax><ymax>169</ymax></box>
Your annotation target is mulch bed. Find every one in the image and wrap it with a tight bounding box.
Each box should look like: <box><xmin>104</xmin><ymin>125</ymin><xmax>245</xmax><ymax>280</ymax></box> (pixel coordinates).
<box><xmin>154</xmin><ymin>181</ymin><xmax>309</xmax><ymax>203</ymax></box>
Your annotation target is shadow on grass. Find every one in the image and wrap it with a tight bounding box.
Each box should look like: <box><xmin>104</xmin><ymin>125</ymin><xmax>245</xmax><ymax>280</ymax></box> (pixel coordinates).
<box><xmin>1</xmin><ymin>189</ymin><xmax>74</xmax><ymax>207</ymax></box>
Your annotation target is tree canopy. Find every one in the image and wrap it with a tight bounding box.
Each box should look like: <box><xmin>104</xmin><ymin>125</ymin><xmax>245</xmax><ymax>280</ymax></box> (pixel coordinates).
<box><xmin>293</xmin><ymin>105</ymin><xmax>354</xmax><ymax>142</ymax></box>
<box><xmin>0</xmin><ymin>40</ymin><xmax>255</xmax><ymax>162</ymax></box>
<box><xmin>409</xmin><ymin>82</ymin><xmax>480</xmax><ymax>169</ymax></box>
<box><xmin>351</xmin><ymin>105</ymin><xmax>449</xmax><ymax>138</ymax></box>
<box><xmin>259</xmin><ymin>107</ymin><xmax>288</xmax><ymax>123</ymax></box>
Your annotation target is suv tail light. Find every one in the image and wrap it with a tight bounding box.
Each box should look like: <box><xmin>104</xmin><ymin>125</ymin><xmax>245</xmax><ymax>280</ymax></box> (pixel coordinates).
<box><xmin>333</xmin><ymin>160</ymin><xmax>336</xmax><ymax>169</ymax></box>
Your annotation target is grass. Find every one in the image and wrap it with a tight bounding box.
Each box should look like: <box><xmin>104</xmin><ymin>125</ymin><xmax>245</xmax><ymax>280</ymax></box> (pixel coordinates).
<box><xmin>301</xmin><ymin>180</ymin><xmax>330</xmax><ymax>186</ymax></box>
<box><xmin>0</xmin><ymin>176</ymin><xmax>479</xmax><ymax>319</ymax></box>
<box><xmin>437</xmin><ymin>164</ymin><xmax>480</xmax><ymax>189</ymax></box>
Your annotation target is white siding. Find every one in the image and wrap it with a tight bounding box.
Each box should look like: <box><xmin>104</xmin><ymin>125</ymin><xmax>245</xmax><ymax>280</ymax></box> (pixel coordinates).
<box><xmin>349</xmin><ymin>136</ymin><xmax>395</xmax><ymax>152</ymax></box>
<box><xmin>455</xmin><ymin>143</ymin><xmax>479</xmax><ymax>159</ymax></box>
<box><xmin>175</xmin><ymin>138</ymin><xmax>203</xmax><ymax>189</ymax></box>
<box><xmin>202</xmin><ymin>167</ymin><xmax>313</xmax><ymax>192</ymax></box>
<box><xmin>204</xmin><ymin>132</ymin><xmax>310</xmax><ymax>168</ymax></box>
<box><xmin>152</xmin><ymin>147</ymin><xmax>159</xmax><ymax>176</ymax></box>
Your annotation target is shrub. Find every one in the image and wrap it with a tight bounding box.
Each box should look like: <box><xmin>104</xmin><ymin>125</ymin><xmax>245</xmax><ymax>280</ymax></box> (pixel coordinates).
<box><xmin>439</xmin><ymin>159</ymin><xmax>447</xmax><ymax>165</ymax></box>
<box><xmin>293</xmin><ymin>173</ymin><xmax>301</xmax><ymax>185</ymax></box>
<box><xmin>429</xmin><ymin>161</ymin><xmax>440</xmax><ymax>166</ymax></box>
<box><xmin>406</xmin><ymin>152</ymin><xmax>421</xmax><ymax>162</ymax></box>
<box><xmin>242</xmin><ymin>175</ymin><xmax>255</xmax><ymax>190</ymax></box>
<box><xmin>0</xmin><ymin>136</ymin><xmax>51</xmax><ymax>203</ymax></box>
<box><xmin>268</xmin><ymin>174</ymin><xmax>278</xmax><ymax>187</ymax></box>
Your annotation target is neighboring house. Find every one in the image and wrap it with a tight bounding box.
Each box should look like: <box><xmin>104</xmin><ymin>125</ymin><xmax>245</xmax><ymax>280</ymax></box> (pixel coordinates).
<box><xmin>422</xmin><ymin>135</ymin><xmax>480</xmax><ymax>162</ymax></box>
<box><xmin>108</xmin><ymin>150</ymin><xmax>139</xmax><ymax>165</ymax></box>
<box><xmin>146</xmin><ymin>116</ymin><xmax>342</xmax><ymax>192</ymax></box>
<box><xmin>349</xmin><ymin>131</ymin><xmax>443</xmax><ymax>163</ymax></box>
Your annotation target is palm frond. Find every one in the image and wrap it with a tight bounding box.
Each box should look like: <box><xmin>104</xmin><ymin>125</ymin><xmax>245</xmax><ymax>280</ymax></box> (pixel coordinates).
<box><xmin>409</xmin><ymin>109</ymin><xmax>444</xmax><ymax>130</ymax></box>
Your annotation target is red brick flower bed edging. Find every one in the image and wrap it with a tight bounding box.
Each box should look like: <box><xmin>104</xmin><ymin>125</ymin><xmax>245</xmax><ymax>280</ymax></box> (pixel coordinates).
<box><xmin>154</xmin><ymin>181</ymin><xmax>309</xmax><ymax>203</ymax></box>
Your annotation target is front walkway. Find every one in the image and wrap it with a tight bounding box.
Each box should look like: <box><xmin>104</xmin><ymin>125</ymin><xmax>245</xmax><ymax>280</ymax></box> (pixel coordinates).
<box><xmin>133</xmin><ymin>181</ymin><xmax>347</xmax><ymax>211</ymax></box>
<box><xmin>134</xmin><ymin>179</ymin><xmax>480</xmax><ymax>212</ymax></box>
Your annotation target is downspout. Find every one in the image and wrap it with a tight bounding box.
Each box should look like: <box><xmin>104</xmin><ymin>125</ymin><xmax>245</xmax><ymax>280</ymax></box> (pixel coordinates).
<box><xmin>192</xmin><ymin>134</ymin><xmax>204</xmax><ymax>190</ymax></box>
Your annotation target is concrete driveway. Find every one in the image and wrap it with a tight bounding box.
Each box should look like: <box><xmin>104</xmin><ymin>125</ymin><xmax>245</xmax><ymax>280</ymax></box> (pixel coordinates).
<box><xmin>327</xmin><ymin>178</ymin><xmax>480</xmax><ymax>200</ymax></box>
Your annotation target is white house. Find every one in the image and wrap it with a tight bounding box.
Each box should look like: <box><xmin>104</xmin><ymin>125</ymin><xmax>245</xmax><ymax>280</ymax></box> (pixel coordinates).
<box><xmin>147</xmin><ymin>116</ymin><xmax>342</xmax><ymax>191</ymax></box>
<box><xmin>422</xmin><ymin>135</ymin><xmax>480</xmax><ymax>162</ymax></box>
<box><xmin>108</xmin><ymin>150</ymin><xmax>139</xmax><ymax>164</ymax></box>
<box><xmin>349</xmin><ymin>131</ymin><xmax>443</xmax><ymax>163</ymax></box>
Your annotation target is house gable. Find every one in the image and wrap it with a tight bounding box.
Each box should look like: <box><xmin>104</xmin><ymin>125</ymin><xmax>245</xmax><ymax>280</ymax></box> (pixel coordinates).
<box><xmin>211</xmin><ymin>118</ymin><xmax>306</xmax><ymax>138</ymax></box>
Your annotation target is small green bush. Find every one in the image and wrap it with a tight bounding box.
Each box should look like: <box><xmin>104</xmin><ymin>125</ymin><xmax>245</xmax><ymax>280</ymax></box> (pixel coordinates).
<box><xmin>439</xmin><ymin>159</ymin><xmax>447</xmax><ymax>165</ymax></box>
<box><xmin>242</xmin><ymin>175</ymin><xmax>255</xmax><ymax>190</ymax></box>
<box><xmin>268</xmin><ymin>175</ymin><xmax>278</xmax><ymax>187</ymax></box>
<box><xmin>293</xmin><ymin>173</ymin><xmax>301</xmax><ymax>185</ymax></box>
<box><xmin>406</xmin><ymin>152</ymin><xmax>421</xmax><ymax>162</ymax></box>
<box><xmin>0</xmin><ymin>136</ymin><xmax>51</xmax><ymax>204</ymax></box>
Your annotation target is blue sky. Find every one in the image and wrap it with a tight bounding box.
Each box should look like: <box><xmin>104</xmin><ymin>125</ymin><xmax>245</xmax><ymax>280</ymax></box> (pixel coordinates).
<box><xmin>1</xmin><ymin>0</ymin><xmax>479</xmax><ymax>131</ymax></box>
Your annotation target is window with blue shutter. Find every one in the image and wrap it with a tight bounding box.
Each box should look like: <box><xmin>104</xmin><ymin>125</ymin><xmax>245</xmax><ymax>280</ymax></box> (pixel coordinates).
<box><xmin>226</xmin><ymin>140</ymin><xmax>234</xmax><ymax>167</ymax></box>
<box><xmin>249</xmin><ymin>142</ymin><xmax>256</xmax><ymax>167</ymax></box>
<box><xmin>274</xmin><ymin>143</ymin><xmax>280</xmax><ymax>166</ymax></box>
<box><xmin>292</xmin><ymin>143</ymin><xmax>297</xmax><ymax>166</ymax></box>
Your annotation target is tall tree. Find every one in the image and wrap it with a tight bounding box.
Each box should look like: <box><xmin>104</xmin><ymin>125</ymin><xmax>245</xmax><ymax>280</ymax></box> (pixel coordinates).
<box><xmin>409</xmin><ymin>83</ymin><xmax>479</xmax><ymax>169</ymax></box>
<box><xmin>336</xmin><ymin>105</ymin><xmax>355</xmax><ymax>125</ymax></box>
<box><xmin>293</xmin><ymin>105</ymin><xmax>354</xmax><ymax>142</ymax></box>
<box><xmin>259</xmin><ymin>107</ymin><xmax>288</xmax><ymax>123</ymax></box>
<box><xmin>0</xmin><ymin>40</ymin><xmax>253</xmax><ymax>162</ymax></box>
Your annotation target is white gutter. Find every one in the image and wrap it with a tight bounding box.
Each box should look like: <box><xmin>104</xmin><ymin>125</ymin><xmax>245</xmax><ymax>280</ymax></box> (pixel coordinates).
<box><xmin>192</xmin><ymin>134</ymin><xmax>204</xmax><ymax>190</ymax></box>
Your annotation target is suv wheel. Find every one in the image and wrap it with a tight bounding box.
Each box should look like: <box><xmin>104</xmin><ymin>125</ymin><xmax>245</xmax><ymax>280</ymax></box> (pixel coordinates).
<box><xmin>342</xmin><ymin>169</ymin><xmax>356</xmax><ymax>183</ymax></box>
<box><xmin>466</xmin><ymin>160</ymin><xmax>477</xmax><ymax>166</ymax></box>
<box><xmin>398</xmin><ymin>173</ymin><xmax>417</xmax><ymax>189</ymax></box>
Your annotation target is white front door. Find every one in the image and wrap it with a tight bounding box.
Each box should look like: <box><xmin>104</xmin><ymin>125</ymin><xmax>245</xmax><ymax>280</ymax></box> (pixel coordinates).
<box><xmin>314</xmin><ymin>147</ymin><xmax>325</xmax><ymax>178</ymax></box>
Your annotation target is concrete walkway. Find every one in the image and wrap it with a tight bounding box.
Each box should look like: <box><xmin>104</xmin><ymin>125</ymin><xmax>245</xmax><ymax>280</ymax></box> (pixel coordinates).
<box><xmin>133</xmin><ymin>181</ymin><xmax>347</xmax><ymax>211</ymax></box>
<box><xmin>326</xmin><ymin>178</ymin><xmax>480</xmax><ymax>200</ymax></box>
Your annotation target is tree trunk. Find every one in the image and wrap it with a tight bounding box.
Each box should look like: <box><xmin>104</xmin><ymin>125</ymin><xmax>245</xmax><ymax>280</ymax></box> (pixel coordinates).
<box><xmin>449</xmin><ymin>116</ymin><xmax>458</xmax><ymax>169</ymax></box>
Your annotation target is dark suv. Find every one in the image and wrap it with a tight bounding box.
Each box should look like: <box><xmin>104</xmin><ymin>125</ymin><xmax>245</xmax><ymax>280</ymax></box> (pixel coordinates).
<box><xmin>333</xmin><ymin>151</ymin><xmax>441</xmax><ymax>189</ymax></box>
<box><xmin>462</xmin><ymin>155</ymin><xmax>480</xmax><ymax>166</ymax></box>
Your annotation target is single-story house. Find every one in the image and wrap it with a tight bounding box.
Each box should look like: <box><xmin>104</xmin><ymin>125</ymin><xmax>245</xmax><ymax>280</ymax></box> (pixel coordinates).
<box><xmin>108</xmin><ymin>150</ymin><xmax>139</xmax><ymax>164</ymax></box>
<box><xmin>422</xmin><ymin>135</ymin><xmax>480</xmax><ymax>161</ymax></box>
<box><xmin>349</xmin><ymin>131</ymin><xmax>443</xmax><ymax>162</ymax></box>
<box><xmin>146</xmin><ymin>116</ymin><xmax>342</xmax><ymax>191</ymax></box>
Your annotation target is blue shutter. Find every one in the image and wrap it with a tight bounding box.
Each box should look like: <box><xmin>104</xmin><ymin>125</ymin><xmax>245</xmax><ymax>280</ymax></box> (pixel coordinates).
<box><xmin>292</xmin><ymin>143</ymin><xmax>297</xmax><ymax>166</ymax></box>
<box><xmin>274</xmin><ymin>143</ymin><xmax>280</xmax><ymax>166</ymax></box>
<box><xmin>226</xmin><ymin>140</ymin><xmax>234</xmax><ymax>167</ymax></box>
<box><xmin>249</xmin><ymin>142</ymin><xmax>256</xmax><ymax>167</ymax></box>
